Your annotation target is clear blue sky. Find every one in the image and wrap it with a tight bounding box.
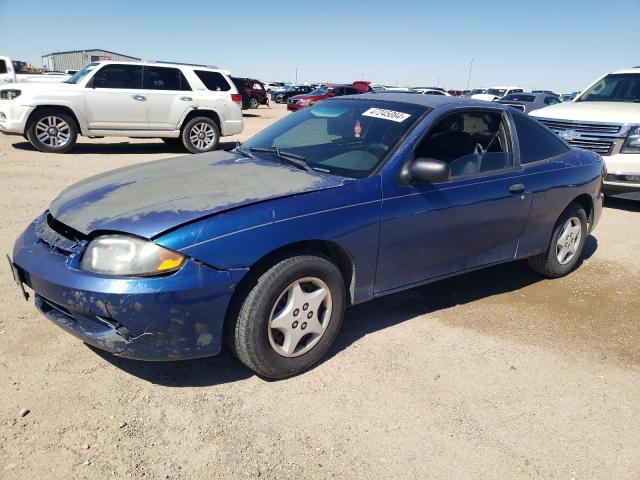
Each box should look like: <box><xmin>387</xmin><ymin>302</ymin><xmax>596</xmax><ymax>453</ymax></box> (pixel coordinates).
<box><xmin>1</xmin><ymin>0</ymin><xmax>638</xmax><ymax>92</ymax></box>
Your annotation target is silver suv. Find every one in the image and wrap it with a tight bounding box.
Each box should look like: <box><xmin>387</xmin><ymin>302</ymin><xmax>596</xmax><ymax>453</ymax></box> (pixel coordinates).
<box><xmin>0</xmin><ymin>61</ymin><xmax>244</xmax><ymax>153</ymax></box>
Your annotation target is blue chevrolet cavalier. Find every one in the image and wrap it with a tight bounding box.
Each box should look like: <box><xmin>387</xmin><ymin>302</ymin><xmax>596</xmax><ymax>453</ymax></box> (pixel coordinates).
<box><xmin>9</xmin><ymin>94</ymin><xmax>604</xmax><ymax>378</ymax></box>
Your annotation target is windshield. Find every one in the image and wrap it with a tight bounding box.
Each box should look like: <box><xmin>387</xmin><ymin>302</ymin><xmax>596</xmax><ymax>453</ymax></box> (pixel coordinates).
<box><xmin>577</xmin><ymin>73</ymin><xmax>640</xmax><ymax>103</ymax></box>
<box><xmin>486</xmin><ymin>88</ymin><xmax>507</xmax><ymax>97</ymax></box>
<box><xmin>65</xmin><ymin>62</ymin><xmax>99</xmax><ymax>84</ymax></box>
<box><xmin>309</xmin><ymin>87</ymin><xmax>328</xmax><ymax>95</ymax></box>
<box><xmin>241</xmin><ymin>99</ymin><xmax>427</xmax><ymax>178</ymax></box>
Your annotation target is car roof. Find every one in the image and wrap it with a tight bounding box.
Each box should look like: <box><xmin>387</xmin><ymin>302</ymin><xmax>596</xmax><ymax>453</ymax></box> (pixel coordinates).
<box><xmin>350</xmin><ymin>92</ymin><xmax>511</xmax><ymax>110</ymax></box>
<box><xmin>610</xmin><ymin>67</ymin><xmax>640</xmax><ymax>74</ymax></box>
<box><xmin>92</xmin><ymin>60</ymin><xmax>225</xmax><ymax>72</ymax></box>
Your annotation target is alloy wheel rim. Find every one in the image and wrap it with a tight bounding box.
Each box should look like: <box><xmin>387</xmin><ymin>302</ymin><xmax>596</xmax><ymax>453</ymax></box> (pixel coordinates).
<box><xmin>35</xmin><ymin>116</ymin><xmax>70</xmax><ymax>148</ymax></box>
<box><xmin>556</xmin><ymin>217</ymin><xmax>582</xmax><ymax>265</ymax></box>
<box><xmin>189</xmin><ymin>122</ymin><xmax>216</xmax><ymax>150</ymax></box>
<box><xmin>268</xmin><ymin>277</ymin><xmax>333</xmax><ymax>358</ymax></box>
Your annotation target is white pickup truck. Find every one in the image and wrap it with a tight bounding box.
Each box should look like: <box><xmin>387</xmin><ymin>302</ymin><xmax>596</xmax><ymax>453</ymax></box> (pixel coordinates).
<box><xmin>531</xmin><ymin>67</ymin><xmax>640</xmax><ymax>200</ymax></box>
<box><xmin>0</xmin><ymin>56</ymin><xmax>69</xmax><ymax>84</ymax></box>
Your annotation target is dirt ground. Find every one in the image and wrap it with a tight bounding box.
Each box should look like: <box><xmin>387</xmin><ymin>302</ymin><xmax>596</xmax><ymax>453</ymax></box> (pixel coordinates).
<box><xmin>1</xmin><ymin>103</ymin><xmax>639</xmax><ymax>480</ymax></box>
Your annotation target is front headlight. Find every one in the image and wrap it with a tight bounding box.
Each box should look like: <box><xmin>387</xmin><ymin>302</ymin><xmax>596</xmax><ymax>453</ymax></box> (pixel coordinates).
<box><xmin>1</xmin><ymin>89</ymin><xmax>21</xmax><ymax>100</ymax></box>
<box><xmin>621</xmin><ymin>126</ymin><xmax>640</xmax><ymax>154</ymax></box>
<box><xmin>299</xmin><ymin>98</ymin><xmax>310</xmax><ymax>105</ymax></box>
<box><xmin>80</xmin><ymin>235</ymin><xmax>185</xmax><ymax>276</ymax></box>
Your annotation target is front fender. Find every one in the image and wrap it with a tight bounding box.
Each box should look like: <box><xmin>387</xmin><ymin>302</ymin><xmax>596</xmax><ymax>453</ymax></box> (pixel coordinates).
<box><xmin>155</xmin><ymin>176</ymin><xmax>382</xmax><ymax>303</ymax></box>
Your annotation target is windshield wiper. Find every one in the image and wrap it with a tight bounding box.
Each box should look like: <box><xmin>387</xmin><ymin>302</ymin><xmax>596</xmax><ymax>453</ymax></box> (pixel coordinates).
<box><xmin>249</xmin><ymin>147</ymin><xmax>313</xmax><ymax>173</ymax></box>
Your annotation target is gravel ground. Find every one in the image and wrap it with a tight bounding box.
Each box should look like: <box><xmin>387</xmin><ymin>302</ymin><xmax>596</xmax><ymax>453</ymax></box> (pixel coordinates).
<box><xmin>1</xmin><ymin>103</ymin><xmax>638</xmax><ymax>480</ymax></box>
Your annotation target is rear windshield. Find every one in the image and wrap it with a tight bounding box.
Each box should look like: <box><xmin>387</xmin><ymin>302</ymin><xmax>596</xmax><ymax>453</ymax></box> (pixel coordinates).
<box><xmin>503</xmin><ymin>94</ymin><xmax>536</xmax><ymax>102</ymax></box>
<box><xmin>195</xmin><ymin>70</ymin><xmax>231</xmax><ymax>91</ymax></box>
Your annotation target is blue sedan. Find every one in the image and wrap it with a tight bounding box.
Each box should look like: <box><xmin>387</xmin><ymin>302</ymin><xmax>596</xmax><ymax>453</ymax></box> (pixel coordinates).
<box><xmin>9</xmin><ymin>94</ymin><xmax>604</xmax><ymax>378</ymax></box>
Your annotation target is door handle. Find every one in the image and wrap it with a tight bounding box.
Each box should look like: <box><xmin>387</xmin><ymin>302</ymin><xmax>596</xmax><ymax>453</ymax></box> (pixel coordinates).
<box><xmin>180</xmin><ymin>96</ymin><xmax>193</xmax><ymax>101</ymax></box>
<box><xmin>131</xmin><ymin>94</ymin><xmax>146</xmax><ymax>101</ymax></box>
<box><xmin>508</xmin><ymin>183</ymin><xmax>526</xmax><ymax>194</ymax></box>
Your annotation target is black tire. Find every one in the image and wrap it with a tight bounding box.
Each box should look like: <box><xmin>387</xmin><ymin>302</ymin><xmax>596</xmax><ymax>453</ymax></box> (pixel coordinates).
<box><xmin>229</xmin><ymin>255</ymin><xmax>346</xmax><ymax>378</ymax></box>
<box><xmin>527</xmin><ymin>203</ymin><xmax>588</xmax><ymax>278</ymax></box>
<box><xmin>249</xmin><ymin>96</ymin><xmax>260</xmax><ymax>109</ymax></box>
<box><xmin>26</xmin><ymin>109</ymin><xmax>78</xmax><ymax>153</ymax></box>
<box><xmin>181</xmin><ymin>116</ymin><xmax>220</xmax><ymax>154</ymax></box>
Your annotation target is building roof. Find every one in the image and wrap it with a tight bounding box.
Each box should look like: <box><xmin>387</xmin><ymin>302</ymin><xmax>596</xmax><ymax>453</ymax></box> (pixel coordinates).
<box><xmin>42</xmin><ymin>49</ymin><xmax>140</xmax><ymax>60</ymax></box>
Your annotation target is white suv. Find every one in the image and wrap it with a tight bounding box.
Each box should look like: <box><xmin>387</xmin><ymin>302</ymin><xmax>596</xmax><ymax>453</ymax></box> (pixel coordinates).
<box><xmin>531</xmin><ymin>67</ymin><xmax>640</xmax><ymax>199</ymax></box>
<box><xmin>0</xmin><ymin>61</ymin><xmax>244</xmax><ymax>153</ymax></box>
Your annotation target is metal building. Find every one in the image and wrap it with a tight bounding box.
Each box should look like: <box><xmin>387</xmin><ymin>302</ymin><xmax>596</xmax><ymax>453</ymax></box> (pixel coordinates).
<box><xmin>42</xmin><ymin>49</ymin><xmax>140</xmax><ymax>72</ymax></box>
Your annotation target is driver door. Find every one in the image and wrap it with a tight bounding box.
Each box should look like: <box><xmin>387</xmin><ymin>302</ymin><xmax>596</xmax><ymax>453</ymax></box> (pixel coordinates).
<box><xmin>84</xmin><ymin>64</ymin><xmax>148</xmax><ymax>130</ymax></box>
<box><xmin>375</xmin><ymin>108</ymin><xmax>532</xmax><ymax>293</ymax></box>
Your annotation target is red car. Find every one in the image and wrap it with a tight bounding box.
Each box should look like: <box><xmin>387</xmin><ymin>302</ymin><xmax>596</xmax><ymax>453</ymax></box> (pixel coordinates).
<box><xmin>287</xmin><ymin>82</ymin><xmax>371</xmax><ymax>111</ymax></box>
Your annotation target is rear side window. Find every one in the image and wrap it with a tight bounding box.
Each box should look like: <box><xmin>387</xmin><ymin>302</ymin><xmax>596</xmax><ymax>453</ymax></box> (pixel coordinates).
<box><xmin>145</xmin><ymin>66</ymin><xmax>191</xmax><ymax>91</ymax></box>
<box><xmin>196</xmin><ymin>70</ymin><xmax>231</xmax><ymax>91</ymax></box>
<box><xmin>513</xmin><ymin>113</ymin><xmax>570</xmax><ymax>164</ymax></box>
<box><xmin>90</xmin><ymin>64</ymin><xmax>143</xmax><ymax>89</ymax></box>
<box><xmin>0</xmin><ymin>60</ymin><xmax>7</xmax><ymax>74</ymax></box>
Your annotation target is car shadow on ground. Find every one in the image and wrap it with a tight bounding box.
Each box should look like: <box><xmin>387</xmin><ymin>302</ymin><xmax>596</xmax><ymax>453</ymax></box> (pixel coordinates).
<box><xmin>11</xmin><ymin>140</ymin><xmax>236</xmax><ymax>155</ymax></box>
<box><xmin>92</xmin><ymin>236</ymin><xmax>597</xmax><ymax>386</ymax></box>
<box><xmin>604</xmin><ymin>196</ymin><xmax>640</xmax><ymax>212</ymax></box>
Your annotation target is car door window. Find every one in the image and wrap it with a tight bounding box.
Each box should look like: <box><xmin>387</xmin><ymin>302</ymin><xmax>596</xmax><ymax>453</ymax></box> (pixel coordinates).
<box><xmin>89</xmin><ymin>64</ymin><xmax>143</xmax><ymax>89</ymax></box>
<box><xmin>0</xmin><ymin>60</ymin><xmax>7</xmax><ymax>74</ymax></box>
<box><xmin>144</xmin><ymin>66</ymin><xmax>191</xmax><ymax>91</ymax></box>
<box><xmin>513</xmin><ymin>113</ymin><xmax>570</xmax><ymax>164</ymax></box>
<box><xmin>414</xmin><ymin>110</ymin><xmax>512</xmax><ymax>178</ymax></box>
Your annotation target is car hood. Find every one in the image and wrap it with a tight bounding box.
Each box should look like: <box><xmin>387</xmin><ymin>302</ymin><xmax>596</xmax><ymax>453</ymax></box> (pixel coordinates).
<box><xmin>49</xmin><ymin>150</ymin><xmax>351</xmax><ymax>238</ymax></box>
<box><xmin>8</xmin><ymin>80</ymin><xmax>75</xmax><ymax>91</ymax></box>
<box><xmin>530</xmin><ymin>101</ymin><xmax>640</xmax><ymax>124</ymax></box>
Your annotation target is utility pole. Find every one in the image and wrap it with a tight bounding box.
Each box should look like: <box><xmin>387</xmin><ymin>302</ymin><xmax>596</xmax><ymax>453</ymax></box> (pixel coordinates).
<box><xmin>295</xmin><ymin>68</ymin><xmax>298</xmax><ymax>84</ymax></box>
<box><xmin>466</xmin><ymin>59</ymin><xmax>474</xmax><ymax>90</ymax></box>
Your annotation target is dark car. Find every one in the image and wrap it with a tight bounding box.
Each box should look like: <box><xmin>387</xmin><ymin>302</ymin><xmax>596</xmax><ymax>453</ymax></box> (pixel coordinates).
<box><xmin>498</xmin><ymin>92</ymin><xmax>561</xmax><ymax>114</ymax></box>
<box><xmin>230</xmin><ymin>77</ymin><xmax>268</xmax><ymax>109</ymax></box>
<box><xmin>9</xmin><ymin>94</ymin><xmax>604</xmax><ymax>378</ymax></box>
<box><xmin>287</xmin><ymin>82</ymin><xmax>371</xmax><ymax>111</ymax></box>
<box><xmin>272</xmin><ymin>85</ymin><xmax>315</xmax><ymax>103</ymax></box>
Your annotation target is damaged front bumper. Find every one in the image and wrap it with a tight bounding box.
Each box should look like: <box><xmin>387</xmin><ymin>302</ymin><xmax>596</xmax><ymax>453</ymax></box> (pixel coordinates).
<box><xmin>11</xmin><ymin>216</ymin><xmax>247</xmax><ymax>361</ymax></box>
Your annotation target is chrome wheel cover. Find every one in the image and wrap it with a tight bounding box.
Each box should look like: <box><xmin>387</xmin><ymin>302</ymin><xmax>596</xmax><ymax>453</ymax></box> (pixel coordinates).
<box><xmin>556</xmin><ymin>217</ymin><xmax>582</xmax><ymax>265</ymax></box>
<box><xmin>268</xmin><ymin>277</ymin><xmax>333</xmax><ymax>358</ymax></box>
<box><xmin>35</xmin><ymin>116</ymin><xmax>71</xmax><ymax>148</ymax></box>
<box><xmin>189</xmin><ymin>122</ymin><xmax>216</xmax><ymax>150</ymax></box>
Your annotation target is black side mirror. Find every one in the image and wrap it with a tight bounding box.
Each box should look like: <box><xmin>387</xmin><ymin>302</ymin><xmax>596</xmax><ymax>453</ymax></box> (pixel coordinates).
<box><xmin>399</xmin><ymin>157</ymin><xmax>450</xmax><ymax>185</ymax></box>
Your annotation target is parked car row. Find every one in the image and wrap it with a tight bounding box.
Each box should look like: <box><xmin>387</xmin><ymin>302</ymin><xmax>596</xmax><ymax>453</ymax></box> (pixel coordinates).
<box><xmin>286</xmin><ymin>81</ymin><xmax>372</xmax><ymax>111</ymax></box>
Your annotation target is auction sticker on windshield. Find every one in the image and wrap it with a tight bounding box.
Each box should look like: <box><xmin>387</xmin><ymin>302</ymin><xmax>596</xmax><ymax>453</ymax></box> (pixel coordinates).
<box><xmin>362</xmin><ymin>108</ymin><xmax>411</xmax><ymax>122</ymax></box>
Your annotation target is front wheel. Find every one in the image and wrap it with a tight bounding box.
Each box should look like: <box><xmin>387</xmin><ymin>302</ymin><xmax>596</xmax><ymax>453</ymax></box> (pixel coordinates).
<box><xmin>181</xmin><ymin>117</ymin><xmax>220</xmax><ymax>153</ymax></box>
<box><xmin>528</xmin><ymin>203</ymin><xmax>588</xmax><ymax>278</ymax></box>
<box><xmin>229</xmin><ymin>255</ymin><xmax>346</xmax><ymax>378</ymax></box>
<box><xmin>26</xmin><ymin>110</ymin><xmax>78</xmax><ymax>153</ymax></box>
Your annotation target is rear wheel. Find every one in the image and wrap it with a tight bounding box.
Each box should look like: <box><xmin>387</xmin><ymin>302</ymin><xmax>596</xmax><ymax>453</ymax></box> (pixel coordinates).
<box><xmin>528</xmin><ymin>203</ymin><xmax>588</xmax><ymax>278</ymax></box>
<box><xmin>249</xmin><ymin>96</ymin><xmax>260</xmax><ymax>109</ymax></box>
<box><xmin>26</xmin><ymin>110</ymin><xmax>78</xmax><ymax>153</ymax></box>
<box><xmin>229</xmin><ymin>255</ymin><xmax>346</xmax><ymax>378</ymax></box>
<box><xmin>181</xmin><ymin>117</ymin><xmax>220</xmax><ymax>153</ymax></box>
